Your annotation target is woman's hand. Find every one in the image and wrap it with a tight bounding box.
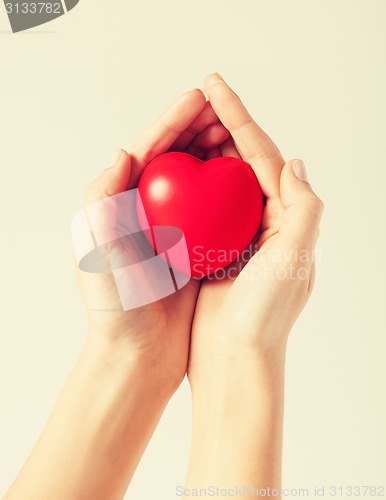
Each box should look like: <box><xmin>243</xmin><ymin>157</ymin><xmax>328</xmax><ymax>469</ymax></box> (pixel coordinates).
<box><xmin>77</xmin><ymin>88</ymin><xmax>230</xmax><ymax>387</ymax></box>
<box><xmin>189</xmin><ymin>74</ymin><xmax>324</xmax><ymax>376</ymax></box>
<box><xmin>184</xmin><ymin>74</ymin><xmax>324</xmax><ymax>494</ymax></box>
<box><xmin>5</xmin><ymin>87</ymin><xmax>234</xmax><ymax>500</ymax></box>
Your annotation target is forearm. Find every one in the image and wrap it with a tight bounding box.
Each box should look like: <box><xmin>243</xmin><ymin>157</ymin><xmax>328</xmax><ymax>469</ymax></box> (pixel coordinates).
<box><xmin>5</xmin><ymin>333</ymin><xmax>177</xmax><ymax>500</ymax></box>
<box><xmin>185</xmin><ymin>342</ymin><xmax>287</xmax><ymax>496</ymax></box>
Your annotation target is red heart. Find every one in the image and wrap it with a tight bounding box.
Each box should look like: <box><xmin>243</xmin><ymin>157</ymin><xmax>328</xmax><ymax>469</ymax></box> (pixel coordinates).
<box><xmin>138</xmin><ymin>152</ymin><xmax>264</xmax><ymax>278</ymax></box>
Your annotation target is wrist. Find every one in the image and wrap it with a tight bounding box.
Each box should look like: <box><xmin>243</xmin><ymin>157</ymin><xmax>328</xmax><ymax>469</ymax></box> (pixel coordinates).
<box><xmin>186</xmin><ymin>341</ymin><xmax>286</xmax><ymax>490</ymax></box>
<box><xmin>82</xmin><ymin>330</ymin><xmax>182</xmax><ymax>398</ymax></box>
<box><xmin>188</xmin><ymin>340</ymin><xmax>287</xmax><ymax>444</ymax></box>
<box><xmin>189</xmin><ymin>335</ymin><xmax>287</xmax><ymax>395</ymax></box>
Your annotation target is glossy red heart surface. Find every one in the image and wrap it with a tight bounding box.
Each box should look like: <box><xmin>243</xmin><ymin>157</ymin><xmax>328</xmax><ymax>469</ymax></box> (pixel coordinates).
<box><xmin>137</xmin><ymin>152</ymin><xmax>264</xmax><ymax>278</ymax></box>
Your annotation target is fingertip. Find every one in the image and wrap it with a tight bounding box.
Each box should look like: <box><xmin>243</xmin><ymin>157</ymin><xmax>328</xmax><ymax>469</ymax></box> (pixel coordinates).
<box><xmin>179</xmin><ymin>88</ymin><xmax>207</xmax><ymax>117</ymax></box>
<box><xmin>189</xmin><ymin>87</ymin><xmax>205</xmax><ymax>94</ymax></box>
<box><xmin>119</xmin><ymin>148</ymin><xmax>130</xmax><ymax>163</ymax></box>
<box><xmin>105</xmin><ymin>148</ymin><xmax>129</xmax><ymax>170</ymax></box>
<box><xmin>105</xmin><ymin>149</ymin><xmax>122</xmax><ymax>169</ymax></box>
<box><xmin>205</xmin><ymin>72</ymin><xmax>224</xmax><ymax>84</ymax></box>
<box><xmin>280</xmin><ymin>159</ymin><xmax>309</xmax><ymax>194</ymax></box>
<box><xmin>204</xmin><ymin>73</ymin><xmax>226</xmax><ymax>95</ymax></box>
<box><xmin>185</xmin><ymin>88</ymin><xmax>206</xmax><ymax>105</ymax></box>
<box><xmin>282</xmin><ymin>159</ymin><xmax>312</xmax><ymax>189</ymax></box>
<box><xmin>281</xmin><ymin>159</ymin><xmax>324</xmax><ymax>216</ymax></box>
<box><xmin>85</xmin><ymin>150</ymin><xmax>132</xmax><ymax>205</ymax></box>
<box><xmin>292</xmin><ymin>159</ymin><xmax>309</xmax><ymax>182</ymax></box>
<box><xmin>282</xmin><ymin>159</ymin><xmax>306</xmax><ymax>178</ymax></box>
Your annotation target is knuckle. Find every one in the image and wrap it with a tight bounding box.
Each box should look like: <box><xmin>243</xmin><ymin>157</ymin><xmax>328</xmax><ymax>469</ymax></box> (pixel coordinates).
<box><xmin>310</xmin><ymin>195</ymin><xmax>324</xmax><ymax>217</ymax></box>
<box><xmin>133</xmin><ymin>146</ymin><xmax>154</xmax><ymax>167</ymax></box>
<box><xmin>159</xmin><ymin>116</ymin><xmax>181</xmax><ymax>135</ymax></box>
<box><xmin>292</xmin><ymin>195</ymin><xmax>324</xmax><ymax>223</ymax></box>
<box><xmin>209</xmin><ymin>80</ymin><xmax>227</xmax><ymax>97</ymax></box>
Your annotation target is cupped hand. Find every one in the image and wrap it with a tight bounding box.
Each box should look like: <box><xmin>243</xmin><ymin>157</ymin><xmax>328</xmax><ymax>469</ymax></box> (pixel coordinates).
<box><xmin>76</xmin><ymin>88</ymin><xmax>230</xmax><ymax>385</ymax></box>
<box><xmin>188</xmin><ymin>74</ymin><xmax>324</xmax><ymax>382</ymax></box>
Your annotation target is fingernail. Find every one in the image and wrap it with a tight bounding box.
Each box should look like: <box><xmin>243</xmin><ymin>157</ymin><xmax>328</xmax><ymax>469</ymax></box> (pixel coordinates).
<box><xmin>293</xmin><ymin>159</ymin><xmax>308</xmax><ymax>182</ymax></box>
<box><xmin>107</xmin><ymin>149</ymin><xmax>123</xmax><ymax>169</ymax></box>
<box><xmin>214</xmin><ymin>72</ymin><xmax>224</xmax><ymax>81</ymax></box>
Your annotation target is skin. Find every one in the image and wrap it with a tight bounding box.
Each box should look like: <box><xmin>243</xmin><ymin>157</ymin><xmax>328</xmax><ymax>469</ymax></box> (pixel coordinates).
<box><xmin>4</xmin><ymin>74</ymin><xmax>323</xmax><ymax>500</ymax></box>
<box><xmin>185</xmin><ymin>74</ymin><xmax>323</xmax><ymax>496</ymax></box>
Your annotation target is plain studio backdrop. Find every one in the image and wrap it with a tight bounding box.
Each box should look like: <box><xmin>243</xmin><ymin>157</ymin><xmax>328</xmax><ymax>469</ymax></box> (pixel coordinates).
<box><xmin>1</xmin><ymin>1</ymin><xmax>385</xmax><ymax>498</ymax></box>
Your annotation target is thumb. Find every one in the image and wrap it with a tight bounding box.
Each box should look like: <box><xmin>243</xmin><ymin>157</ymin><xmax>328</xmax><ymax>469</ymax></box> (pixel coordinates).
<box><xmin>82</xmin><ymin>149</ymin><xmax>133</xmax><ymax>249</ymax></box>
<box><xmin>85</xmin><ymin>149</ymin><xmax>132</xmax><ymax>205</ymax></box>
<box><xmin>279</xmin><ymin>159</ymin><xmax>324</xmax><ymax>250</ymax></box>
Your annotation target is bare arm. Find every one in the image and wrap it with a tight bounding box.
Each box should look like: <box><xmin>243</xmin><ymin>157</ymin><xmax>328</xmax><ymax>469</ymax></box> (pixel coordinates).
<box><xmin>5</xmin><ymin>335</ymin><xmax>177</xmax><ymax>500</ymax></box>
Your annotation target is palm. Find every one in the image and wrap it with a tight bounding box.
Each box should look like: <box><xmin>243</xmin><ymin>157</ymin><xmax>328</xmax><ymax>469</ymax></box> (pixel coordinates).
<box><xmin>189</xmin><ymin>194</ymin><xmax>286</xmax><ymax>369</ymax></box>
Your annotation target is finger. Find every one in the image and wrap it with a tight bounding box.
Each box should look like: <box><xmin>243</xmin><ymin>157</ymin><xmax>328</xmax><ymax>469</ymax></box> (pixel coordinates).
<box><xmin>85</xmin><ymin>150</ymin><xmax>131</xmax><ymax>205</ymax></box>
<box><xmin>129</xmin><ymin>89</ymin><xmax>206</xmax><ymax>186</ymax></box>
<box><xmin>185</xmin><ymin>122</ymin><xmax>230</xmax><ymax>158</ymax></box>
<box><xmin>205</xmin><ymin>147</ymin><xmax>222</xmax><ymax>161</ymax></box>
<box><xmin>279</xmin><ymin>159</ymin><xmax>324</xmax><ymax>251</ymax></box>
<box><xmin>169</xmin><ymin>100</ymin><xmax>219</xmax><ymax>152</ymax></box>
<box><xmin>204</xmin><ymin>73</ymin><xmax>284</xmax><ymax>198</ymax></box>
<box><xmin>219</xmin><ymin>136</ymin><xmax>242</xmax><ymax>159</ymax></box>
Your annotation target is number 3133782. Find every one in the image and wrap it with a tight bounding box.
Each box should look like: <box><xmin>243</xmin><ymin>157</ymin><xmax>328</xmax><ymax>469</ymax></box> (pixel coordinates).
<box><xmin>330</xmin><ymin>485</ymin><xmax>384</xmax><ymax>497</ymax></box>
<box><xmin>5</xmin><ymin>3</ymin><xmax>62</xmax><ymax>14</ymax></box>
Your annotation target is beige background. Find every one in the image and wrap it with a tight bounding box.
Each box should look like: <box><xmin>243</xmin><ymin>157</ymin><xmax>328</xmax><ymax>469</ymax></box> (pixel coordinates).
<box><xmin>1</xmin><ymin>1</ymin><xmax>385</xmax><ymax>498</ymax></box>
